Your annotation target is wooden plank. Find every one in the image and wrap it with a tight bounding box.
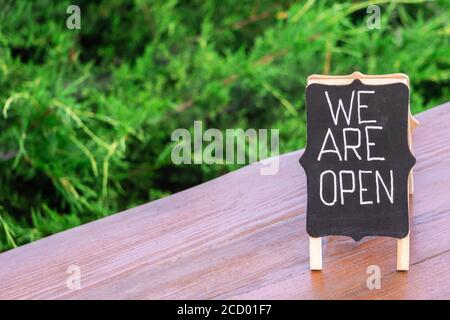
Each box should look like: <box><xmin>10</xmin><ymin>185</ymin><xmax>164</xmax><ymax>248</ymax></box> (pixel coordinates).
<box><xmin>0</xmin><ymin>102</ymin><xmax>449</xmax><ymax>300</ymax></box>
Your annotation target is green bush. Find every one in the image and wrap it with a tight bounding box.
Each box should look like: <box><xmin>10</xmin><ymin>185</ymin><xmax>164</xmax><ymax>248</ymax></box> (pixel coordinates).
<box><xmin>0</xmin><ymin>0</ymin><xmax>449</xmax><ymax>251</ymax></box>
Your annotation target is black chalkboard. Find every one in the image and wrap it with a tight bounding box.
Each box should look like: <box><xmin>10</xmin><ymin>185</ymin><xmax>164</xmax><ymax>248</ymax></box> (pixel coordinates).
<box><xmin>299</xmin><ymin>79</ymin><xmax>415</xmax><ymax>241</ymax></box>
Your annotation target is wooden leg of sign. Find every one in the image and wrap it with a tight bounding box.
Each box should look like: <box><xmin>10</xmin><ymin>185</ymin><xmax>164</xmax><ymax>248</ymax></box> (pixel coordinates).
<box><xmin>397</xmin><ymin>234</ymin><xmax>409</xmax><ymax>271</ymax></box>
<box><xmin>309</xmin><ymin>236</ymin><xmax>322</xmax><ymax>270</ymax></box>
<box><xmin>408</xmin><ymin>171</ymin><xmax>414</xmax><ymax>195</ymax></box>
<box><xmin>401</xmin><ymin>116</ymin><xmax>414</xmax><ymax>270</ymax></box>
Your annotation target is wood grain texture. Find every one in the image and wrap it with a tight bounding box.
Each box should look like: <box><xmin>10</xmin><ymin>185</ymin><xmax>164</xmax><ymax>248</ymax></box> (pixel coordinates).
<box><xmin>0</xmin><ymin>102</ymin><xmax>449</xmax><ymax>300</ymax></box>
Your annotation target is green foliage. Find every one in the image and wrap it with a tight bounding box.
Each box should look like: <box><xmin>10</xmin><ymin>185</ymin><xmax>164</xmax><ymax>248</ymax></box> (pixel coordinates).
<box><xmin>0</xmin><ymin>0</ymin><xmax>449</xmax><ymax>251</ymax></box>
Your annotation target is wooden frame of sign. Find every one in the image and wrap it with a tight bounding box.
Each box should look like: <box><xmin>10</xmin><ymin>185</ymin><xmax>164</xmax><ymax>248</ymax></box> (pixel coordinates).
<box><xmin>305</xmin><ymin>72</ymin><xmax>418</xmax><ymax>271</ymax></box>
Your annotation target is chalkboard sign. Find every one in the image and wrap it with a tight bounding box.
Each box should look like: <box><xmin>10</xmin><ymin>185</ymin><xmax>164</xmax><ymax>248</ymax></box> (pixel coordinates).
<box><xmin>300</xmin><ymin>79</ymin><xmax>416</xmax><ymax>241</ymax></box>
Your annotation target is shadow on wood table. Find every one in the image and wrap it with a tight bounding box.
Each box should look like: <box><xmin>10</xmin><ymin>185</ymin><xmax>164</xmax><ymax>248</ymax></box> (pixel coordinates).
<box><xmin>0</xmin><ymin>102</ymin><xmax>449</xmax><ymax>300</ymax></box>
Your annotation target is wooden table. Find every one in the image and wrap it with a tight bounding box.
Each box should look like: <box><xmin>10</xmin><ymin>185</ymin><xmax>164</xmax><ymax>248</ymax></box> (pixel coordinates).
<box><xmin>1</xmin><ymin>102</ymin><xmax>449</xmax><ymax>300</ymax></box>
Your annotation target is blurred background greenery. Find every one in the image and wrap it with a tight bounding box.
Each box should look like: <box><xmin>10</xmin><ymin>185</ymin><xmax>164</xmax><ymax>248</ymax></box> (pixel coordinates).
<box><xmin>0</xmin><ymin>0</ymin><xmax>448</xmax><ymax>251</ymax></box>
